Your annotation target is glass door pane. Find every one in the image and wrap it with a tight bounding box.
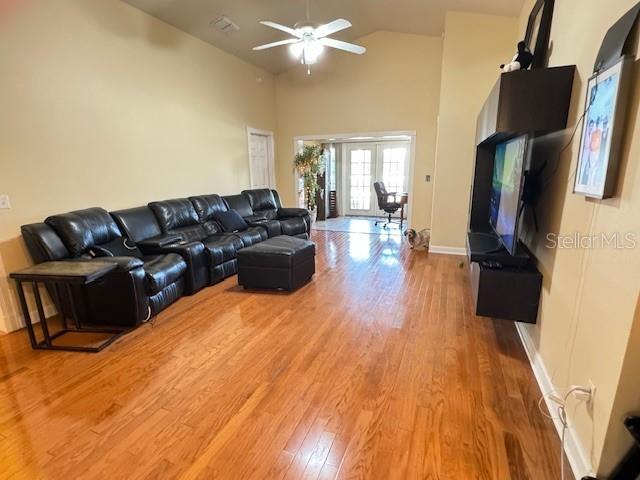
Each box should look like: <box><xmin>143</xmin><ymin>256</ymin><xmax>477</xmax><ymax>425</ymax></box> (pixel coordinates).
<box><xmin>347</xmin><ymin>146</ymin><xmax>374</xmax><ymax>214</ymax></box>
<box><xmin>381</xmin><ymin>145</ymin><xmax>409</xmax><ymax>194</ymax></box>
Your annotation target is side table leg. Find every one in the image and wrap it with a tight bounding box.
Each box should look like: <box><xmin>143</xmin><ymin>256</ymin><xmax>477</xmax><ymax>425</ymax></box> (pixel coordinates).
<box><xmin>65</xmin><ymin>284</ymin><xmax>82</xmax><ymax>329</ymax></box>
<box><xmin>33</xmin><ymin>281</ymin><xmax>52</xmax><ymax>347</ymax></box>
<box><xmin>52</xmin><ymin>284</ymin><xmax>68</xmax><ymax>330</ymax></box>
<box><xmin>15</xmin><ymin>281</ymin><xmax>37</xmax><ymax>348</ymax></box>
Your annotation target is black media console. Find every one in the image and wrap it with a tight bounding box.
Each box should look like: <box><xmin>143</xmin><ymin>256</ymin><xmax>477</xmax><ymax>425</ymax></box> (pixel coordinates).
<box><xmin>467</xmin><ymin>65</ymin><xmax>576</xmax><ymax>323</ymax></box>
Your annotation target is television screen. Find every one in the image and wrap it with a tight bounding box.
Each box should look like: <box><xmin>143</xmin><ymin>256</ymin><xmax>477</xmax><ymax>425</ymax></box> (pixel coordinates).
<box><xmin>489</xmin><ymin>135</ymin><xmax>528</xmax><ymax>255</ymax></box>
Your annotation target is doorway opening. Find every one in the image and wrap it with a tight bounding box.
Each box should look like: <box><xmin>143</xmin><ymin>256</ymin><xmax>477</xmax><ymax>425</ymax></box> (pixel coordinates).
<box><xmin>293</xmin><ymin>131</ymin><xmax>415</xmax><ymax>235</ymax></box>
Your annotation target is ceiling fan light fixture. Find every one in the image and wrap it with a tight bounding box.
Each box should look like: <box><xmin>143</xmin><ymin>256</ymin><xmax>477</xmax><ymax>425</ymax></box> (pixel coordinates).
<box><xmin>289</xmin><ymin>42</ymin><xmax>304</xmax><ymax>59</ymax></box>
<box><xmin>289</xmin><ymin>38</ymin><xmax>324</xmax><ymax>64</ymax></box>
<box><xmin>304</xmin><ymin>39</ymin><xmax>324</xmax><ymax>64</ymax></box>
<box><xmin>255</xmin><ymin>17</ymin><xmax>364</xmax><ymax>73</ymax></box>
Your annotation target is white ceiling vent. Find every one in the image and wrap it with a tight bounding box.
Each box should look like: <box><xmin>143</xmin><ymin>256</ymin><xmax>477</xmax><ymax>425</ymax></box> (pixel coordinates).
<box><xmin>211</xmin><ymin>16</ymin><xmax>240</xmax><ymax>34</ymax></box>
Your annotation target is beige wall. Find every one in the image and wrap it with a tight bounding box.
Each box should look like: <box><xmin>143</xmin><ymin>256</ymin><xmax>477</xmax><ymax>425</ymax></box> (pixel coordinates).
<box><xmin>3</xmin><ymin>3</ymin><xmax>639</xmax><ymax>474</ymax></box>
<box><xmin>274</xmin><ymin>31</ymin><xmax>443</xmax><ymax>230</ymax></box>
<box><xmin>516</xmin><ymin>0</ymin><xmax>640</xmax><ymax>475</ymax></box>
<box><xmin>0</xmin><ymin>0</ymin><xmax>277</xmax><ymax>332</ymax></box>
<box><xmin>430</xmin><ymin>11</ymin><xmax>518</xmax><ymax>249</ymax></box>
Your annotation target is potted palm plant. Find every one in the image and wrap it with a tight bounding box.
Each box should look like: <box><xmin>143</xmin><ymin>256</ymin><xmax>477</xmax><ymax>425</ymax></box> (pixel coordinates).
<box><xmin>294</xmin><ymin>144</ymin><xmax>326</xmax><ymax>224</ymax></box>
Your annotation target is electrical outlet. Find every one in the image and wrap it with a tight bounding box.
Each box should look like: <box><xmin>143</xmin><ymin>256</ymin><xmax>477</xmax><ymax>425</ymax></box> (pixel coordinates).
<box><xmin>588</xmin><ymin>379</ymin><xmax>596</xmax><ymax>403</ymax></box>
<box><xmin>571</xmin><ymin>383</ymin><xmax>595</xmax><ymax>403</ymax></box>
<box><xmin>0</xmin><ymin>194</ymin><xmax>10</xmax><ymax>209</ymax></box>
<box><xmin>425</xmin><ymin>175</ymin><xmax>431</xmax><ymax>182</ymax></box>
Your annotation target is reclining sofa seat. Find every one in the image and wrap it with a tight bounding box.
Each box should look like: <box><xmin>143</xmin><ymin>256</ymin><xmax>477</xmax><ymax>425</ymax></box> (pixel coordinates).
<box><xmin>239</xmin><ymin>189</ymin><xmax>310</xmax><ymax>239</ymax></box>
<box><xmin>148</xmin><ymin>198</ymin><xmax>243</xmax><ymax>284</ymax></box>
<box><xmin>223</xmin><ymin>194</ymin><xmax>282</xmax><ymax>239</ymax></box>
<box><xmin>110</xmin><ymin>206</ymin><xmax>209</xmax><ymax>294</ymax></box>
<box><xmin>45</xmin><ymin>207</ymin><xmax>187</xmax><ymax>319</ymax></box>
<box><xmin>21</xmin><ymin>208</ymin><xmax>186</xmax><ymax>327</ymax></box>
<box><xmin>20</xmin><ymin>221</ymin><xmax>142</xmax><ymax>327</ymax></box>
<box><xmin>189</xmin><ymin>194</ymin><xmax>268</xmax><ymax>247</ymax></box>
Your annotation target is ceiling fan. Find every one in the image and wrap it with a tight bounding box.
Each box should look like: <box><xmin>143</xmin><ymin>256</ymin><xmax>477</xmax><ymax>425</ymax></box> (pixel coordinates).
<box><xmin>253</xmin><ymin>17</ymin><xmax>366</xmax><ymax>74</ymax></box>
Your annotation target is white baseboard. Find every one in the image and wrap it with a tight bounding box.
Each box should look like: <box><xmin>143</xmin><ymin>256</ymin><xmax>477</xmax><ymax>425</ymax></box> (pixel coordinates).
<box><xmin>515</xmin><ymin>322</ymin><xmax>593</xmax><ymax>479</ymax></box>
<box><xmin>2</xmin><ymin>303</ymin><xmax>56</xmax><ymax>334</ymax></box>
<box><xmin>428</xmin><ymin>245</ymin><xmax>467</xmax><ymax>256</ymax></box>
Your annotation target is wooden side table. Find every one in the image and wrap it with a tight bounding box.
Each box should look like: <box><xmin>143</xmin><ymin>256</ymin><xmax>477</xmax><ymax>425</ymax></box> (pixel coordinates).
<box><xmin>10</xmin><ymin>261</ymin><xmax>131</xmax><ymax>353</ymax></box>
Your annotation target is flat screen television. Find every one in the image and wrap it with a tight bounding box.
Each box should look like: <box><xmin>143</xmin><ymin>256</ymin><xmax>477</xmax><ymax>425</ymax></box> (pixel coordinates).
<box><xmin>489</xmin><ymin>135</ymin><xmax>528</xmax><ymax>255</ymax></box>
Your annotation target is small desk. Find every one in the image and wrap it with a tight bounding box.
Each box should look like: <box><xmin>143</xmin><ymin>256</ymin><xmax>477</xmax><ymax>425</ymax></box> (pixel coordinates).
<box><xmin>10</xmin><ymin>261</ymin><xmax>131</xmax><ymax>353</ymax></box>
<box><xmin>397</xmin><ymin>193</ymin><xmax>409</xmax><ymax>229</ymax></box>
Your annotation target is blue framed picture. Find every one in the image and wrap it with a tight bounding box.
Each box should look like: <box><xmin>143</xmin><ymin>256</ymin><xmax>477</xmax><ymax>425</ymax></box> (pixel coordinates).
<box><xmin>574</xmin><ymin>56</ymin><xmax>632</xmax><ymax>199</ymax></box>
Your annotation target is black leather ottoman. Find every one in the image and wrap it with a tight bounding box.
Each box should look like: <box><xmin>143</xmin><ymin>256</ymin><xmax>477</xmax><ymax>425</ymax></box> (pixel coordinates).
<box><xmin>237</xmin><ymin>236</ymin><xmax>315</xmax><ymax>291</ymax></box>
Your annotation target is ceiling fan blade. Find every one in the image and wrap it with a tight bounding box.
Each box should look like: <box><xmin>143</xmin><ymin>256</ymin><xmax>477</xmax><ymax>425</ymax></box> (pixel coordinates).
<box><xmin>321</xmin><ymin>38</ymin><xmax>366</xmax><ymax>55</ymax></box>
<box><xmin>259</xmin><ymin>21</ymin><xmax>301</xmax><ymax>38</ymax></box>
<box><xmin>314</xmin><ymin>18</ymin><xmax>352</xmax><ymax>38</ymax></box>
<box><xmin>253</xmin><ymin>39</ymin><xmax>300</xmax><ymax>51</ymax></box>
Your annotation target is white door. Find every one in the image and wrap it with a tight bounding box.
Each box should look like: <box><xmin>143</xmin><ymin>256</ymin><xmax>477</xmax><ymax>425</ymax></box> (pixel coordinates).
<box><xmin>248</xmin><ymin>129</ymin><xmax>275</xmax><ymax>189</ymax></box>
<box><xmin>346</xmin><ymin>144</ymin><xmax>376</xmax><ymax>216</ymax></box>
<box><xmin>345</xmin><ymin>142</ymin><xmax>410</xmax><ymax>217</ymax></box>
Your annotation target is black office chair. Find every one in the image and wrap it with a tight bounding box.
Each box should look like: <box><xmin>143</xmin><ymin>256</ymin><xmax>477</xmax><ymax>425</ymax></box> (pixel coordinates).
<box><xmin>373</xmin><ymin>181</ymin><xmax>402</xmax><ymax>229</ymax></box>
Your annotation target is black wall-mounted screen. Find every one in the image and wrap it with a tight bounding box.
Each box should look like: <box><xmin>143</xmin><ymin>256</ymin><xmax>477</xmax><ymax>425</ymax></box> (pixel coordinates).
<box><xmin>489</xmin><ymin>135</ymin><xmax>528</xmax><ymax>255</ymax></box>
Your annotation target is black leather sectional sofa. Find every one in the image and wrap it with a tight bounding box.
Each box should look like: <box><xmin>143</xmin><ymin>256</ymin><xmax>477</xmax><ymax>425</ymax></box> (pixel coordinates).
<box><xmin>21</xmin><ymin>189</ymin><xmax>310</xmax><ymax>328</ymax></box>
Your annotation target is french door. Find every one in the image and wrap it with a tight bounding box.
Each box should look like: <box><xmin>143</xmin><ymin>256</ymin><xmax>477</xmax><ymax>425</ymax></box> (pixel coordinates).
<box><xmin>345</xmin><ymin>142</ymin><xmax>410</xmax><ymax>217</ymax></box>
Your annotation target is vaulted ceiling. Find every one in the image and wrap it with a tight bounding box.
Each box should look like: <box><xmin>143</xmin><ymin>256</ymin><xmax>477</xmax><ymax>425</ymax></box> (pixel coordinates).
<box><xmin>122</xmin><ymin>0</ymin><xmax>524</xmax><ymax>73</ymax></box>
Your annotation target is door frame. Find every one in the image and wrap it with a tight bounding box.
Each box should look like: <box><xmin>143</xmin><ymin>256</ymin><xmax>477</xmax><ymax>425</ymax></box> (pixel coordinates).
<box><xmin>342</xmin><ymin>140</ymin><xmax>412</xmax><ymax>217</ymax></box>
<box><xmin>247</xmin><ymin>127</ymin><xmax>276</xmax><ymax>189</ymax></box>
<box><xmin>292</xmin><ymin>130</ymin><xmax>416</xmax><ymax>216</ymax></box>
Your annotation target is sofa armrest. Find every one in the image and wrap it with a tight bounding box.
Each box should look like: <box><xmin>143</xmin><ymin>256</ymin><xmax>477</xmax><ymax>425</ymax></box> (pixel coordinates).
<box><xmin>278</xmin><ymin>207</ymin><xmax>309</xmax><ymax>218</ymax></box>
<box><xmin>141</xmin><ymin>240</ymin><xmax>203</xmax><ymax>256</ymax></box>
<box><xmin>104</xmin><ymin>256</ymin><xmax>145</xmax><ymax>272</ymax></box>
<box><xmin>138</xmin><ymin>241</ymin><xmax>208</xmax><ymax>294</ymax></box>
<box><xmin>244</xmin><ymin>214</ymin><xmax>267</xmax><ymax>223</ymax></box>
<box><xmin>137</xmin><ymin>234</ymin><xmax>182</xmax><ymax>249</ymax></box>
<box><xmin>246</xmin><ymin>217</ymin><xmax>269</xmax><ymax>228</ymax></box>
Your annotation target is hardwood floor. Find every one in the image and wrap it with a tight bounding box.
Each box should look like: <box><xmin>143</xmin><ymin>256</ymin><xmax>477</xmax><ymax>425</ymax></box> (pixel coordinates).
<box><xmin>0</xmin><ymin>231</ymin><xmax>562</xmax><ymax>479</ymax></box>
<box><xmin>313</xmin><ymin>216</ymin><xmax>402</xmax><ymax>236</ymax></box>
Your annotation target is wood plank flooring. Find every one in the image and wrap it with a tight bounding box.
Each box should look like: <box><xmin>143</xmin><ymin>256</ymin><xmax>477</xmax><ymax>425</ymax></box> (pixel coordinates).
<box><xmin>0</xmin><ymin>230</ymin><xmax>562</xmax><ymax>479</ymax></box>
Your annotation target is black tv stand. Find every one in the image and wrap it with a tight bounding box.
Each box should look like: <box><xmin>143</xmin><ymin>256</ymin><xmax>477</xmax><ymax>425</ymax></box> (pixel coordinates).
<box><xmin>466</xmin><ymin>231</ymin><xmax>542</xmax><ymax>323</ymax></box>
<box><xmin>464</xmin><ymin>66</ymin><xmax>576</xmax><ymax>324</ymax></box>
<box><xmin>467</xmin><ymin>231</ymin><xmax>532</xmax><ymax>268</ymax></box>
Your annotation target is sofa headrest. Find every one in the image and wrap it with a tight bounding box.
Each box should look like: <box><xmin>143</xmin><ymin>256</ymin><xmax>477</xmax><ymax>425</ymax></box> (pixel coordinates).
<box><xmin>242</xmin><ymin>189</ymin><xmax>277</xmax><ymax>212</ymax></box>
<box><xmin>111</xmin><ymin>206</ymin><xmax>162</xmax><ymax>243</ymax></box>
<box><xmin>190</xmin><ymin>194</ymin><xmax>228</xmax><ymax>221</ymax></box>
<box><xmin>148</xmin><ymin>199</ymin><xmax>200</xmax><ymax>232</ymax></box>
<box><xmin>189</xmin><ymin>194</ymin><xmax>229</xmax><ymax>236</ymax></box>
<box><xmin>45</xmin><ymin>207</ymin><xmax>121</xmax><ymax>257</ymax></box>
<box><xmin>223</xmin><ymin>194</ymin><xmax>254</xmax><ymax>218</ymax></box>
<box><xmin>21</xmin><ymin>223</ymin><xmax>70</xmax><ymax>263</ymax></box>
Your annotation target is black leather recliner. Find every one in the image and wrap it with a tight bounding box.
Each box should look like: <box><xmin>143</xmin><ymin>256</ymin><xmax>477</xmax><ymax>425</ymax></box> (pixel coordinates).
<box><xmin>239</xmin><ymin>189</ymin><xmax>310</xmax><ymax>239</ymax></box>
<box><xmin>44</xmin><ymin>207</ymin><xmax>187</xmax><ymax>318</ymax></box>
<box><xmin>148</xmin><ymin>198</ymin><xmax>242</xmax><ymax>284</ymax></box>
<box><xmin>21</xmin><ymin>208</ymin><xmax>187</xmax><ymax>326</ymax></box>
<box><xmin>189</xmin><ymin>194</ymin><xmax>268</xmax><ymax>247</ymax></box>
<box><xmin>21</xmin><ymin>221</ymin><xmax>147</xmax><ymax>327</ymax></box>
<box><xmin>110</xmin><ymin>206</ymin><xmax>209</xmax><ymax>294</ymax></box>
<box><xmin>223</xmin><ymin>194</ymin><xmax>282</xmax><ymax>238</ymax></box>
